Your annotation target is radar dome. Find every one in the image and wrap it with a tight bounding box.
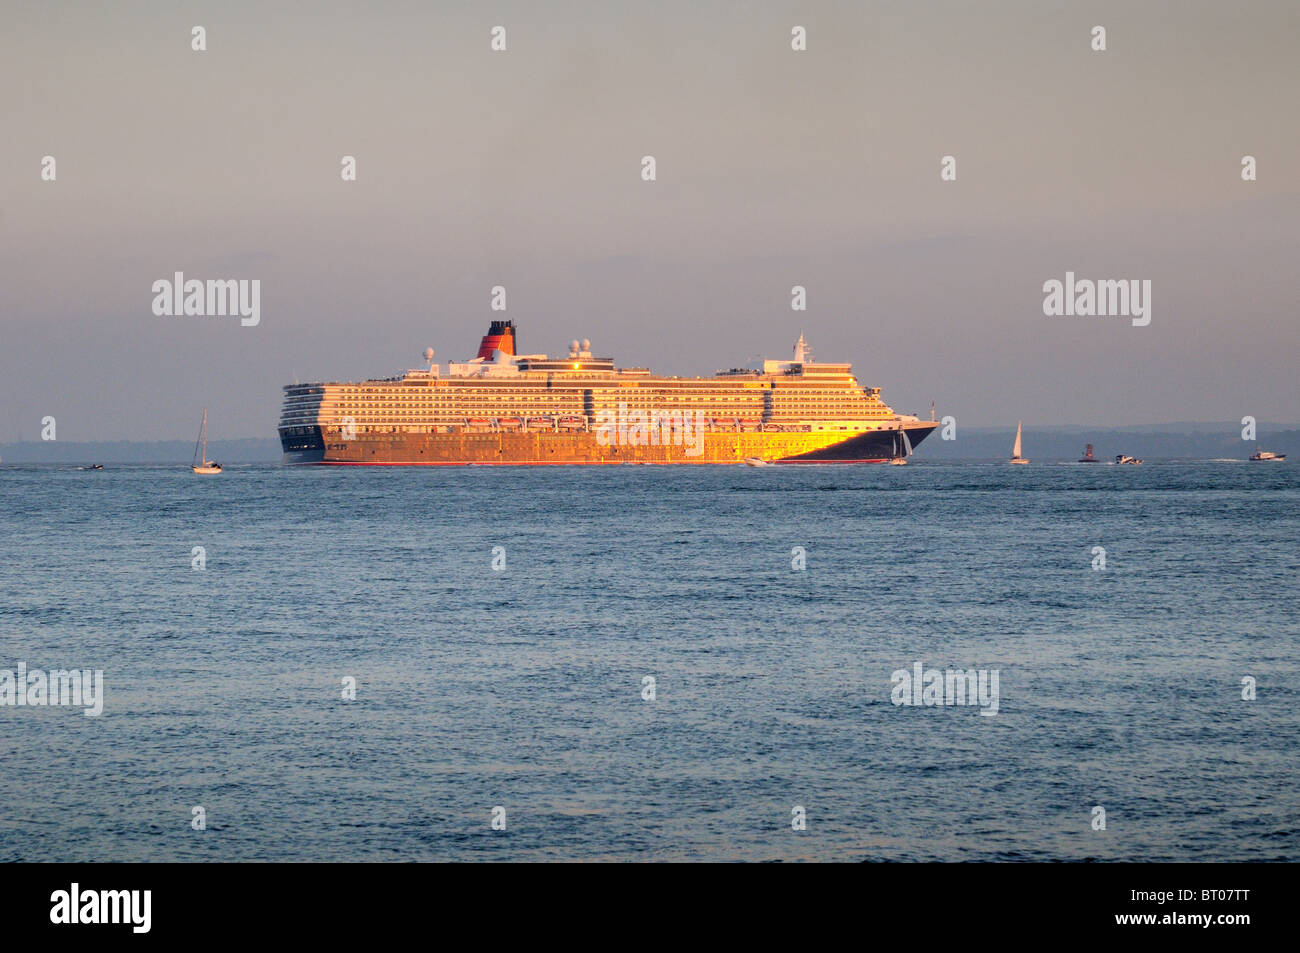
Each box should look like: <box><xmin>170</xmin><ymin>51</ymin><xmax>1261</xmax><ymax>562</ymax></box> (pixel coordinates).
<box><xmin>423</xmin><ymin>347</ymin><xmax>435</xmax><ymax>361</ymax></box>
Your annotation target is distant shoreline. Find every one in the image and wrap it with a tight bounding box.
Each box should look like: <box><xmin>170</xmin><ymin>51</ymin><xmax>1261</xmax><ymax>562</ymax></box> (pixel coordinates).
<box><xmin>2</xmin><ymin>425</ymin><xmax>1296</xmax><ymax>465</ymax></box>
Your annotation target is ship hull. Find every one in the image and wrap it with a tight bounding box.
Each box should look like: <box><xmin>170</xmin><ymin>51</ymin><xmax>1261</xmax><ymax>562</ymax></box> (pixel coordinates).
<box><xmin>280</xmin><ymin>423</ymin><xmax>939</xmax><ymax>466</ymax></box>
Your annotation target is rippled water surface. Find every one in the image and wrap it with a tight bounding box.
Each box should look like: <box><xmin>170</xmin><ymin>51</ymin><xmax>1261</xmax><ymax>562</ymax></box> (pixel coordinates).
<box><xmin>1</xmin><ymin>461</ymin><xmax>1296</xmax><ymax>861</ymax></box>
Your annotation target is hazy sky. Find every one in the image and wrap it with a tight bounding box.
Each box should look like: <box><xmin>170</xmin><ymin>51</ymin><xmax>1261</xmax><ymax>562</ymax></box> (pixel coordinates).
<box><xmin>2</xmin><ymin>0</ymin><xmax>1297</xmax><ymax>440</ymax></box>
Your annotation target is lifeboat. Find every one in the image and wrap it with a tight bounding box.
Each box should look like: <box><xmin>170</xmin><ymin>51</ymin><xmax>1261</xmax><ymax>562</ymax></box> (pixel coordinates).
<box><xmin>557</xmin><ymin>415</ymin><xmax>586</xmax><ymax>430</ymax></box>
<box><xmin>526</xmin><ymin>416</ymin><xmax>555</xmax><ymax>431</ymax></box>
<box><xmin>496</xmin><ymin>416</ymin><xmax>524</xmax><ymax>430</ymax></box>
<box><xmin>466</xmin><ymin>417</ymin><xmax>494</xmax><ymax>430</ymax></box>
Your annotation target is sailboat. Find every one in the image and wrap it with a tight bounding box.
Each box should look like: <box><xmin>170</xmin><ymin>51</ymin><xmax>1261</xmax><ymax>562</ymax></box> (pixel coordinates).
<box><xmin>191</xmin><ymin>409</ymin><xmax>222</xmax><ymax>474</ymax></box>
<box><xmin>889</xmin><ymin>427</ymin><xmax>912</xmax><ymax>465</ymax></box>
<box><xmin>1009</xmin><ymin>420</ymin><xmax>1029</xmax><ymax>464</ymax></box>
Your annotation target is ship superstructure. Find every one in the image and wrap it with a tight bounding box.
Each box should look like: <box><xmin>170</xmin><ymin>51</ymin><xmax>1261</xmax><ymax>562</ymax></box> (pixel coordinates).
<box><xmin>279</xmin><ymin>322</ymin><xmax>939</xmax><ymax>465</ymax></box>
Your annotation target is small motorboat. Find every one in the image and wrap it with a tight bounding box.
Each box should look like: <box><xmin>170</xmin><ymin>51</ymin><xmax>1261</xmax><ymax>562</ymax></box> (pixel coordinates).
<box><xmin>1250</xmin><ymin>448</ymin><xmax>1286</xmax><ymax>461</ymax></box>
<box><xmin>89</xmin><ymin>464</ymin><xmax>105</xmax><ymax>470</ymax></box>
<box><xmin>744</xmin><ymin>457</ymin><xmax>770</xmax><ymax>467</ymax></box>
<box><xmin>1114</xmin><ymin>454</ymin><xmax>1143</xmax><ymax>465</ymax></box>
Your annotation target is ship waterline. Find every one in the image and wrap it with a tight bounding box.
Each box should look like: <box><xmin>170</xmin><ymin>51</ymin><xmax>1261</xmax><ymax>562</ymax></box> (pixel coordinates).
<box><xmin>278</xmin><ymin>322</ymin><xmax>939</xmax><ymax>465</ymax></box>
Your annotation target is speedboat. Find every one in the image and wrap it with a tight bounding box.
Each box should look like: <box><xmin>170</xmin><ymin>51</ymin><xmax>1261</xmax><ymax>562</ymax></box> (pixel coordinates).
<box><xmin>1250</xmin><ymin>449</ymin><xmax>1286</xmax><ymax>461</ymax></box>
<box><xmin>1114</xmin><ymin>454</ymin><xmax>1143</xmax><ymax>465</ymax></box>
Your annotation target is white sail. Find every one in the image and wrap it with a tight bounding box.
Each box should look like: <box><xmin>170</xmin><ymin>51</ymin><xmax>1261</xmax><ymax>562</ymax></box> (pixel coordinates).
<box><xmin>1012</xmin><ymin>420</ymin><xmax>1022</xmax><ymax>459</ymax></box>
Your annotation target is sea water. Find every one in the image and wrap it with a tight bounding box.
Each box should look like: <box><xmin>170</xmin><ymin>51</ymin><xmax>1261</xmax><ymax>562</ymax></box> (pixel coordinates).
<box><xmin>0</xmin><ymin>461</ymin><xmax>1295</xmax><ymax>861</ymax></box>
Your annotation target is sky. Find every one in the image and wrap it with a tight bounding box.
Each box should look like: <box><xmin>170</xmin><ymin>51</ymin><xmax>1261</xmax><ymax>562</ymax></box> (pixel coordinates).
<box><xmin>2</xmin><ymin>0</ymin><xmax>1297</xmax><ymax>441</ymax></box>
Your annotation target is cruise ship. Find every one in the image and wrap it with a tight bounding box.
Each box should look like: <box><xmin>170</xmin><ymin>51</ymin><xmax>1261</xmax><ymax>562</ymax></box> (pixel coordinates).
<box><xmin>278</xmin><ymin>322</ymin><xmax>940</xmax><ymax>465</ymax></box>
